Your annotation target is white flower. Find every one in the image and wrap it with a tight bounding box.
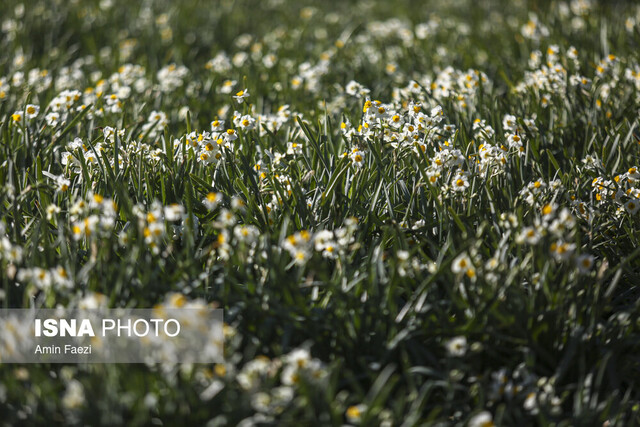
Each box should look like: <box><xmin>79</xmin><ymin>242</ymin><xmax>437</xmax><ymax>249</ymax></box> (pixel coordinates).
<box><xmin>233</xmin><ymin>88</ymin><xmax>250</xmax><ymax>103</ymax></box>
<box><xmin>231</xmin><ymin>197</ymin><xmax>246</xmax><ymax>210</ymax></box>
<box><xmin>52</xmin><ymin>266</ymin><xmax>73</xmax><ymax>289</ymax></box>
<box><xmin>17</xmin><ymin>267</ymin><xmax>52</xmax><ymax>290</ymax></box>
<box><xmin>576</xmin><ymin>254</ymin><xmax>594</xmax><ymax>274</ymax></box>
<box><xmin>452</xmin><ymin>173</ymin><xmax>470</xmax><ymax>192</ymax></box>
<box><xmin>199</xmin><ymin>381</ymin><xmax>224</xmax><ymax>401</ymax></box>
<box><xmin>550</xmin><ymin>240</ymin><xmax>576</xmax><ymax>261</ymax></box>
<box><xmin>292</xmin><ymin>248</ymin><xmax>311</xmax><ymax>265</ymax></box>
<box><xmin>46</xmin><ymin>204</ymin><xmax>61</xmax><ymax>220</ymax></box>
<box><xmin>203</xmin><ymin>192</ymin><xmax>222</xmax><ymax>210</ymax></box>
<box><xmin>286</xmin><ymin>141</ymin><xmax>303</xmax><ymax>156</ymax></box>
<box><xmin>25</xmin><ymin>104</ymin><xmax>39</xmax><ymax>119</ymax></box>
<box><xmin>62</xmin><ymin>380</ymin><xmax>85</xmax><ymax>409</ymax></box>
<box><xmin>206</xmin><ymin>52</ymin><xmax>232</xmax><ymax>75</ymax></box>
<box><xmin>346</xmin><ymin>404</ymin><xmax>367</xmax><ymax>424</ymax></box>
<box><xmin>313</xmin><ymin>230</ymin><xmax>334</xmax><ymax>251</ymax></box>
<box><xmin>524</xmin><ymin>391</ymin><xmax>538</xmax><ymax>413</ymax></box>
<box><xmin>237</xmin><ymin>114</ymin><xmax>256</xmax><ymax>130</ymax></box>
<box><xmin>468</xmin><ymin>410</ymin><xmax>494</xmax><ymax>427</ymax></box>
<box><xmin>234</xmin><ymin>225</ymin><xmax>259</xmax><ymax>243</ymax></box>
<box><xmin>251</xmin><ymin>392</ymin><xmax>272</xmax><ymax>413</ymax></box>
<box><xmin>219</xmin><ymin>209</ymin><xmax>236</xmax><ymax>226</ymax></box>
<box><xmin>285</xmin><ymin>348</ymin><xmax>311</xmax><ymax>368</ymax></box>
<box><xmin>624</xmin><ymin>199</ymin><xmax>640</xmax><ymax>214</ymax></box>
<box><xmin>237</xmin><ymin>357</ymin><xmax>270</xmax><ymax>390</ymax></box>
<box><xmin>517</xmin><ymin>226</ymin><xmax>541</xmax><ymax>245</ymax></box>
<box><xmin>349</xmin><ymin>149</ymin><xmax>365</xmax><ymax>168</ymax></box>
<box><xmin>218</xmin><ymin>79</ymin><xmax>236</xmax><ymax>94</ymax></box>
<box><xmin>451</xmin><ymin>252</ymin><xmax>475</xmax><ymax>279</ymax></box>
<box><xmin>280</xmin><ymin>364</ymin><xmax>300</xmax><ymax>386</ymax></box>
<box><xmin>45</xmin><ymin>112</ymin><xmax>61</xmax><ymax>127</ymax></box>
<box><xmin>55</xmin><ymin>175</ymin><xmax>71</xmax><ymax>192</ymax></box>
<box><xmin>163</xmin><ymin>204</ymin><xmax>185</xmax><ymax>221</ymax></box>
<box><xmin>1</xmin><ymin>238</ymin><xmax>22</xmax><ymax>263</ymax></box>
<box><xmin>345</xmin><ymin>80</ymin><xmax>370</xmax><ymax>97</ymax></box>
<box><xmin>503</xmin><ymin>114</ymin><xmax>517</xmax><ymax>132</ymax></box>
<box><xmin>445</xmin><ymin>336</ymin><xmax>467</xmax><ymax>356</ymax></box>
<box><xmin>224</xmin><ymin>128</ymin><xmax>238</xmax><ymax>143</ymax></box>
<box><xmin>210</xmin><ymin>119</ymin><xmax>225</xmax><ymax>132</ymax></box>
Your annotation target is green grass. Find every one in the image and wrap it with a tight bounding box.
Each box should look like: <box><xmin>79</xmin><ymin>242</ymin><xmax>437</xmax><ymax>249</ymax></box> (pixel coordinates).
<box><xmin>1</xmin><ymin>0</ymin><xmax>640</xmax><ymax>425</ymax></box>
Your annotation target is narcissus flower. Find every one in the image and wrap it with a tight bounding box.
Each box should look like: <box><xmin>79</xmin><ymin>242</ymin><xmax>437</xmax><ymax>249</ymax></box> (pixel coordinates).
<box><xmin>452</xmin><ymin>252</ymin><xmax>476</xmax><ymax>278</ymax></box>
<box><xmin>204</xmin><ymin>192</ymin><xmax>222</xmax><ymax>210</ymax></box>
<box><xmin>624</xmin><ymin>199</ymin><xmax>639</xmax><ymax>214</ymax></box>
<box><xmin>468</xmin><ymin>411</ymin><xmax>494</xmax><ymax>427</ymax></box>
<box><xmin>25</xmin><ymin>104</ymin><xmax>40</xmax><ymax>119</ymax></box>
<box><xmin>576</xmin><ymin>254</ymin><xmax>594</xmax><ymax>273</ymax></box>
<box><xmin>517</xmin><ymin>226</ymin><xmax>541</xmax><ymax>245</ymax></box>
<box><xmin>346</xmin><ymin>404</ymin><xmax>367</xmax><ymax>424</ymax></box>
<box><xmin>233</xmin><ymin>89</ymin><xmax>250</xmax><ymax>103</ymax></box>
<box><xmin>287</xmin><ymin>141</ymin><xmax>303</xmax><ymax>156</ymax></box>
<box><xmin>210</xmin><ymin>119</ymin><xmax>225</xmax><ymax>132</ymax></box>
<box><xmin>349</xmin><ymin>149</ymin><xmax>365</xmax><ymax>168</ymax></box>
<box><xmin>446</xmin><ymin>336</ymin><xmax>468</xmax><ymax>356</ymax></box>
<box><xmin>452</xmin><ymin>172</ymin><xmax>470</xmax><ymax>192</ymax></box>
<box><xmin>11</xmin><ymin>111</ymin><xmax>23</xmax><ymax>122</ymax></box>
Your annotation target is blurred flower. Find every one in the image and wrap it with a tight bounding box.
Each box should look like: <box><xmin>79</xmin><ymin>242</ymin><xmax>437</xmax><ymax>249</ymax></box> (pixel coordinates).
<box><xmin>346</xmin><ymin>404</ymin><xmax>367</xmax><ymax>424</ymax></box>
<box><xmin>446</xmin><ymin>336</ymin><xmax>468</xmax><ymax>356</ymax></box>
<box><xmin>468</xmin><ymin>411</ymin><xmax>494</xmax><ymax>427</ymax></box>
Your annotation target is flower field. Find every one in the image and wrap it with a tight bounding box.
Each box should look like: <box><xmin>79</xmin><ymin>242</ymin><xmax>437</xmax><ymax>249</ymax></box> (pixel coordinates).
<box><xmin>1</xmin><ymin>0</ymin><xmax>640</xmax><ymax>424</ymax></box>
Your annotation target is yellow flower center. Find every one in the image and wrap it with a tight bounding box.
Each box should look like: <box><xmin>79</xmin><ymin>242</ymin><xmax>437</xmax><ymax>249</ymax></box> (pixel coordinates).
<box><xmin>346</xmin><ymin>406</ymin><xmax>361</xmax><ymax>419</ymax></box>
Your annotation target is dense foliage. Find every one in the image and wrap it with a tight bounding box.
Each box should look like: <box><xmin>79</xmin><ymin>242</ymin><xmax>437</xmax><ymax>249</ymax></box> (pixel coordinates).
<box><xmin>1</xmin><ymin>0</ymin><xmax>640</xmax><ymax>424</ymax></box>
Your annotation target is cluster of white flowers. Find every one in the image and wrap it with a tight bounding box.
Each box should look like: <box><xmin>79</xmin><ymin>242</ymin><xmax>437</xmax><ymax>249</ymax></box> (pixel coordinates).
<box><xmin>226</xmin><ymin>347</ymin><xmax>328</xmax><ymax>417</ymax></box>
<box><xmin>281</xmin><ymin>218</ymin><xmax>358</xmax><ymax>265</ymax></box>
<box><xmin>157</xmin><ymin>63</ymin><xmax>189</xmax><ymax>92</ymax></box>
<box><xmin>17</xmin><ymin>265</ymin><xmax>73</xmax><ymax>291</ymax></box>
